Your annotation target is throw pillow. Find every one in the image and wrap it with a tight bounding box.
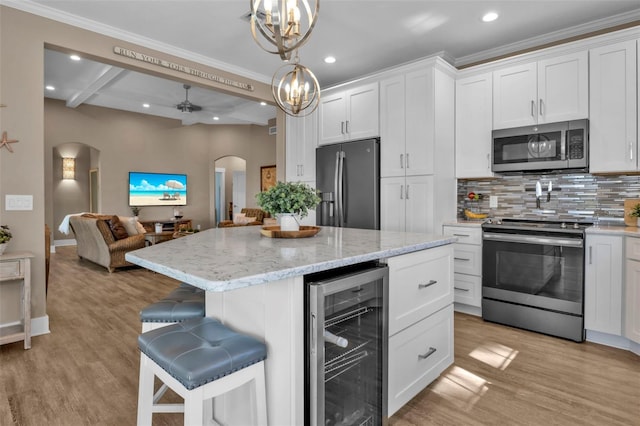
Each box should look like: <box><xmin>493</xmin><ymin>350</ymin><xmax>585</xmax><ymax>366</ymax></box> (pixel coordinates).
<box><xmin>233</xmin><ymin>213</ymin><xmax>246</xmax><ymax>224</ymax></box>
<box><xmin>109</xmin><ymin>215</ymin><xmax>129</xmax><ymax>240</ymax></box>
<box><xmin>135</xmin><ymin>221</ymin><xmax>146</xmax><ymax>234</ymax></box>
<box><xmin>118</xmin><ymin>216</ymin><xmax>139</xmax><ymax>236</ymax></box>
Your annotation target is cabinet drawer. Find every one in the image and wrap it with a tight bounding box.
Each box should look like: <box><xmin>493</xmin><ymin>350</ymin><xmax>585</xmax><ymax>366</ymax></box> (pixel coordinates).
<box><xmin>453</xmin><ymin>244</ymin><xmax>482</xmax><ymax>275</ymax></box>
<box><xmin>443</xmin><ymin>226</ymin><xmax>481</xmax><ymax>245</ymax></box>
<box><xmin>388</xmin><ymin>246</ymin><xmax>453</xmax><ymax>336</ymax></box>
<box><xmin>0</xmin><ymin>260</ymin><xmax>22</xmax><ymax>280</ymax></box>
<box><xmin>453</xmin><ymin>273</ymin><xmax>482</xmax><ymax>307</ymax></box>
<box><xmin>626</xmin><ymin>237</ymin><xmax>640</xmax><ymax>261</ymax></box>
<box><xmin>388</xmin><ymin>304</ymin><xmax>454</xmax><ymax>416</ymax></box>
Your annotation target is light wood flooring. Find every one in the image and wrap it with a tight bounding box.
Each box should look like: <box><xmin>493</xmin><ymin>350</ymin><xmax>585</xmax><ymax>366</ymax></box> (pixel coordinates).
<box><xmin>0</xmin><ymin>246</ymin><xmax>638</xmax><ymax>425</ymax></box>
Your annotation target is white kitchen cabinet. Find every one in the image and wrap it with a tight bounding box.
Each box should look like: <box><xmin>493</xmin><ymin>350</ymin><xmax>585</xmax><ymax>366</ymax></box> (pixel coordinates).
<box><xmin>492</xmin><ymin>51</ymin><xmax>588</xmax><ymax>129</ymax></box>
<box><xmin>386</xmin><ymin>246</ymin><xmax>454</xmax><ymax>416</ymax></box>
<box><xmin>443</xmin><ymin>225</ymin><xmax>483</xmax><ymax>311</ymax></box>
<box><xmin>584</xmin><ymin>234</ymin><xmax>623</xmax><ymax>335</ymax></box>
<box><xmin>379</xmin><ymin>58</ymin><xmax>456</xmax><ymax>235</ymax></box>
<box><xmin>380</xmin><ymin>175</ymin><xmax>433</xmax><ymax>234</ymax></box>
<box><xmin>285</xmin><ymin>112</ymin><xmax>317</xmax><ymax>183</ymax></box>
<box><xmin>455</xmin><ymin>72</ymin><xmax>493</xmax><ymax>178</ymax></box>
<box><xmin>318</xmin><ymin>82</ymin><xmax>378</xmax><ymax>145</ymax></box>
<box><xmin>625</xmin><ymin>236</ymin><xmax>640</xmax><ymax>344</ymax></box>
<box><xmin>589</xmin><ymin>40</ymin><xmax>638</xmax><ymax>173</ymax></box>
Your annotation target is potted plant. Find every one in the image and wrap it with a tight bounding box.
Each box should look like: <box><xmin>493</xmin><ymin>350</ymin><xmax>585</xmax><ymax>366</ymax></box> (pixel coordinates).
<box><xmin>131</xmin><ymin>206</ymin><xmax>141</xmax><ymax>218</ymax></box>
<box><xmin>0</xmin><ymin>225</ymin><xmax>12</xmax><ymax>255</ymax></box>
<box><xmin>256</xmin><ymin>181</ymin><xmax>320</xmax><ymax>231</ymax></box>
<box><xmin>630</xmin><ymin>203</ymin><xmax>640</xmax><ymax>227</ymax></box>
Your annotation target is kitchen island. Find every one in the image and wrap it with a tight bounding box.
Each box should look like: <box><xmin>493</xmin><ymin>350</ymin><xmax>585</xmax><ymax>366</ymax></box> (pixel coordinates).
<box><xmin>126</xmin><ymin>226</ymin><xmax>455</xmax><ymax>424</ymax></box>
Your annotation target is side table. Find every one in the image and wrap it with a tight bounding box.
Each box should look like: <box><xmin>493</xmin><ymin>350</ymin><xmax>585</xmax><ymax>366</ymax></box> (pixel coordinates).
<box><xmin>0</xmin><ymin>251</ymin><xmax>34</xmax><ymax>349</ymax></box>
<box><xmin>144</xmin><ymin>231</ymin><xmax>174</xmax><ymax>245</ymax></box>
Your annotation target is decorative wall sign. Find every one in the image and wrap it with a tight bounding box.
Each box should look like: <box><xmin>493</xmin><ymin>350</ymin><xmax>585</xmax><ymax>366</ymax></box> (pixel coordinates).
<box><xmin>113</xmin><ymin>46</ymin><xmax>254</xmax><ymax>92</ymax></box>
<box><xmin>261</xmin><ymin>165</ymin><xmax>277</xmax><ymax>192</ymax></box>
<box><xmin>0</xmin><ymin>132</ymin><xmax>18</xmax><ymax>153</ymax></box>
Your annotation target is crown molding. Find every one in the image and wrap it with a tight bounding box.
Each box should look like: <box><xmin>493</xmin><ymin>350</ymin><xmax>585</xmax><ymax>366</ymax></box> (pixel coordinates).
<box><xmin>0</xmin><ymin>0</ymin><xmax>272</xmax><ymax>85</ymax></box>
<box><xmin>455</xmin><ymin>8</ymin><xmax>640</xmax><ymax>67</ymax></box>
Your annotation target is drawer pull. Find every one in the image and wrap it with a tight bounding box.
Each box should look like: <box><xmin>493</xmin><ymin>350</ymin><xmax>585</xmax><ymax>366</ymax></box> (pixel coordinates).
<box><xmin>452</xmin><ymin>233</ymin><xmax>470</xmax><ymax>237</ymax></box>
<box><xmin>418</xmin><ymin>347</ymin><xmax>437</xmax><ymax>360</ymax></box>
<box><xmin>454</xmin><ymin>257</ymin><xmax>470</xmax><ymax>261</ymax></box>
<box><xmin>418</xmin><ymin>280</ymin><xmax>437</xmax><ymax>289</ymax></box>
<box><xmin>454</xmin><ymin>287</ymin><xmax>470</xmax><ymax>292</ymax></box>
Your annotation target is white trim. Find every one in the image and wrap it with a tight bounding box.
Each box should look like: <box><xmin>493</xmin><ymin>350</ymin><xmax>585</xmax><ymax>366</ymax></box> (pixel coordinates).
<box><xmin>453</xmin><ymin>303</ymin><xmax>481</xmax><ymax>317</ymax></box>
<box><xmin>455</xmin><ymin>8</ymin><xmax>640</xmax><ymax>67</ymax></box>
<box><xmin>586</xmin><ymin>329</ymin><xmax>638</xmax><ymax>355</ymax></box>
<box><xmin>54</xmin><ymin>238</ymin><xmax>76</xmax><ymax>247</ymax></box>
<box><xmin>0</xmin><ymin>0</ymin><xmax>272</xmax><ymax>85</ymax></box>
<box><xmin>31</xmin><ymin>315</ymin><xmax>50</xmax><ymax>337</ymax></box>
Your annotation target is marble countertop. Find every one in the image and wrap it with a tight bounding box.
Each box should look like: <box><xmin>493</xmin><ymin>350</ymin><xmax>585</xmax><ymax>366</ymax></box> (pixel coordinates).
<box><xmin>586</xmin><ymin>224</ymin><xmax>640</xmax><ymax>236</ymax></box>
<box><xmin>125</xmin><ymin>226</ymin><xmax>456</xmax><ymax>292</ymax></box>
<box><xmin>442</xmin><ymin>220</ymin><xmax>483</xmax><ymax>228</ymax></box>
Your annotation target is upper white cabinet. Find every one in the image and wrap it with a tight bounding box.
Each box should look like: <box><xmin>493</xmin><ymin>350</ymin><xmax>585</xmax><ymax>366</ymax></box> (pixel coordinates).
<box><xmin>589</xmin><ymin>40</ymin><xmax>638</xmax><ymax>174</ymax></box>
<box><xmin>584</xmin><ymin>234</ymin><xmax>623</xmax><ymax>336</ymax></box>
<box><xmin>492</xmin><ymin>51</ymin><xmax>588</xmax><ymax>129</ymax></box>
<box><xmin>285</xmin><ymin>112</ymin><xmax>317</xmax><ymax>183</ymax></box>
<box><xmin>455</xmin><ymin>72</ymin><xmax>493</xmax><ymax>179</ymax></box>
<box><xmin>318</xmin><ymin>82</ymin><xmax>379</xmax><ymax>145</ymax></box>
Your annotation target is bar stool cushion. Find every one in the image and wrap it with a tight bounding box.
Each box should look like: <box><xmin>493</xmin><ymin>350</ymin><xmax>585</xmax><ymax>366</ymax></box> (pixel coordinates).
<box><xmin>138</xmin><ymin>317</ymin><xmax>267</xmax><ymax>390</ymax></box>
<box><xmin>140</xmin><ymin>283</ymin><xmax>205</xmax><ymax>323</ymax></box>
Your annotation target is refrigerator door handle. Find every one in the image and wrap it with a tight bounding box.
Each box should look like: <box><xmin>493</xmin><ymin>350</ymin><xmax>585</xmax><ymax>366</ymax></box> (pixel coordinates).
<box><xmin>337</xmin><ymin>151</ymin><xmax>345</xmax><ymax>226</ymax></box>
<box><xmin>334</xmin><ymin>151</ymin><xmax>340</xmax><ymax>224</ymax></box>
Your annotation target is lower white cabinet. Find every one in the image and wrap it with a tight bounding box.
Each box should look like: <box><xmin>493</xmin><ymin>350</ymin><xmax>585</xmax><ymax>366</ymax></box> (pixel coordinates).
<box><xmin>386</xmin><ymin>245</ymin><xmax>454</xmax><ymax>416</ymax></box>
<box><xmin>584</xmin><ymin>234</ymin><xmax>623</xmax><ymax>335</ymax></box>
<box><xmin>625</xmin><ymin>236</ymin><xmax>640</xmax><ymax>343</ymax></box>
<box><xmin>443</xmin><ymin>225</ymin><xmax>482</xmax><ymax>310</ymax></box>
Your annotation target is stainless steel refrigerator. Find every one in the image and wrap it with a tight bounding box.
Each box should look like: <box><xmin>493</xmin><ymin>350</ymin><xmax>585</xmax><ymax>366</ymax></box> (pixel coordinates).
<box><xmin>316</xmin><ymin>138</ymin><xmax>380</xmax><ymax>229</ymax></box>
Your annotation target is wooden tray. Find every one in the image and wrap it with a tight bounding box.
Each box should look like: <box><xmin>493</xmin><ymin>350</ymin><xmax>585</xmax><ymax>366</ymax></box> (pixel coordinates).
<box><xmin>260</xmin><ymin>226</ymin><xmax>320</xmax><ymax>238</ymax></box>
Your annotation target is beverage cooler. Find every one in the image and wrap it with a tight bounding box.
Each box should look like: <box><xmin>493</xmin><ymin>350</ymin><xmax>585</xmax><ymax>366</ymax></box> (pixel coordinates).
<box><xmin>305</xmin><ymin>262</ymin><xmax>388</xmax><ymax>426</ymax></box>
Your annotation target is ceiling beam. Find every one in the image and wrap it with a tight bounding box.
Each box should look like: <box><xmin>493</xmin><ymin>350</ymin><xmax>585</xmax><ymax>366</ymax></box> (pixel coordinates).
<box><xmin>66</xmin><ymin>66</ymin><xmax>126</xmax><ymax>108</ymax></box>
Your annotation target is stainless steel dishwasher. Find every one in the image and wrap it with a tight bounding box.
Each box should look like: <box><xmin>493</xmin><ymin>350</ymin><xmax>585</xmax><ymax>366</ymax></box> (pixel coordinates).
<box><xmin>305</xmin><ymin>262</ymin><xmax>389</xmax><ymax>426</ymax></box>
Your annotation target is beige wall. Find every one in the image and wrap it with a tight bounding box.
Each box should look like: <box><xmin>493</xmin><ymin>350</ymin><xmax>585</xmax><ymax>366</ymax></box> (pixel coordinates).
<box><xmin>0</xmin><ymin>6</ymin><xmax>284</xmax><ymax>327</ymax></box>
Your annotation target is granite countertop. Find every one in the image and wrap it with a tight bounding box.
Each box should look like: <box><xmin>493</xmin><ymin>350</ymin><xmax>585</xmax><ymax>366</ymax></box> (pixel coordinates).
<box><xmin>442</xmin><ymin>220</ymin><xmax>484</xmax><ymax>227</ymax></box>
<box><xmin>586</xmin><ymin>224</ymin><xmax>640</xmax><ymax>236</ymax></box>
<box><xmin>125</xmin><ymin>226</ymin><xmax>455</xmax><ymax>292</ymax></box>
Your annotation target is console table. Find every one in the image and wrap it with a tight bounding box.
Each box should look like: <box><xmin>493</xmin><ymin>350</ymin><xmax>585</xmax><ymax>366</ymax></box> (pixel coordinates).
<box><xmin>0</xmin><ymin>251</ymin><xmax>33</xmax><ymax>349</ymax></box>
<box><xmin>139</xmin><ymin>219</ymin><xmax>191</xmax><ymax>233</ymax></box>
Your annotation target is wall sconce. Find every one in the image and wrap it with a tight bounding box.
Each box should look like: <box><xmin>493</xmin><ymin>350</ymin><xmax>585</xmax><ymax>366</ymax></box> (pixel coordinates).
<box><xmin>62</xmin><ymin>157</ymin><xmax>75</xmax><ymax>179</ymax></box>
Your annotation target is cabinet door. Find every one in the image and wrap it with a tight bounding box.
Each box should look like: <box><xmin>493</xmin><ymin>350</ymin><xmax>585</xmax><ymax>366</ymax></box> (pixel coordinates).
<box><xmin>455</xmin><ymin>72</ymin><xmax>493</xmax><ymax>178</ymax></box>
<box><xmin>584</xmin><ymin>235</ymin><xmax>623</xmax><ymax>335</ymax></box>
<box><xmin>380</xmin><ymin>75</ymin><xmax>406</xmax><ymax>178</ymax></box>
<box><xmin>589</xmin><ymin>40</ymin><xmax>638</xmax><ymax>173</ymax></box>
<box><xmin>537</xmin><ymin>51</ymin><xmax>588</xmax><ymax>123</ymax></box>
<box><xmin>493</xmin><ymin>62</ymin><xmax>537</xmax><ymax>129</ymax></box>
<box><xmin>346</xmin><ymin>82</ymin><xmax>379</xmax><ymax>140</ymax></box>
<box><xmin>625</xmin><ymin>258</ymin><xmax>640</xmax><ymax>344</ymax></box>
<box><xmin>405</xmin><ymin>67</ymin><xmax>434</xmax><ymax>176</ymax></box>
<box><xmin>285</xmin><ymin>115</ymin><xmax>302</xmax><ymax>181</ymax></box>
<box><xmin>453</xmin><ymin>273</ymin><xmax>482</xmax><ymax>307</ymax></box>
<box><xmin>404</xmin><ymin>175</ymin><xmax>433</xmax><ymax>234</ymax></box>
<box><xmin>319</xmin><ymin>91</ymin><xmax>346</xmax><ymax>145</ymax></box>
<box><xmin>380</xmin><ymin>177</ymin><xmax>405</xmax><ymax>232</ymax></box>
<box><xmin>299</xmin><ymin>112</ymin><xmax>317</xmax><ymax>181</ymax></box>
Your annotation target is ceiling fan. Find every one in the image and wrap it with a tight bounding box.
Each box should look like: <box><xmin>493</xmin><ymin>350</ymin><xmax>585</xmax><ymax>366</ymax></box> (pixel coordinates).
<box><xmin>176</xmin><ymin>84</ymin><xmax>202</xmax><ymax>113</ymax></box>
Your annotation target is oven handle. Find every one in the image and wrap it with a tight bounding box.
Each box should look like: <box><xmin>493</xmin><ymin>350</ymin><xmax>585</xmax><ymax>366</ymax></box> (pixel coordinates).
<box><xmin>483</xmin><ymin>232</ymin><xmax>583</xmax><ymax>247</ymax></box>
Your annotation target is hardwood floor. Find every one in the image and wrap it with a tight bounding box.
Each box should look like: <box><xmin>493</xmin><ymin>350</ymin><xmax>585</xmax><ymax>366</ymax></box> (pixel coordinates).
<box><xmin>1</xmin><ymin>246</ymin><xmax>638</xmax><ymax>425</ymax></box>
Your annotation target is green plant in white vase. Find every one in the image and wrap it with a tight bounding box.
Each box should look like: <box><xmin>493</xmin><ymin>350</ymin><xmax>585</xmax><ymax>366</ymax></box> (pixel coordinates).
<box><xmin>256</xmin><ymin>181</ymin><xmax>320</xmax><ymax>231</ymax></box>
<box><xmin>0</xmin><ymin>225</ymin><xmax>12</xmax><ymax>255</ymax></box>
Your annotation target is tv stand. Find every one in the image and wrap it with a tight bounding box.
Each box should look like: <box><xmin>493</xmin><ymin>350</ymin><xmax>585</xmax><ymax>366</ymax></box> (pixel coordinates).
<box><xmin>139</xmin><ymin>219</ymin><xmax>192</xmax><ymax>233</ymax></box>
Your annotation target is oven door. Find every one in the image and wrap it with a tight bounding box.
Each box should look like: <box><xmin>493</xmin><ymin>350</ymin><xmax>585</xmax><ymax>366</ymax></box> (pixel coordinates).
<box><xmin>492</xmin><ymin>122</ymin><xmax>568</xmax><ymax>172</ymax></box>
<box><xmin>482</xmin><ymin>232</ymin><xmax>584</xmax><ymax>315</ymax></box>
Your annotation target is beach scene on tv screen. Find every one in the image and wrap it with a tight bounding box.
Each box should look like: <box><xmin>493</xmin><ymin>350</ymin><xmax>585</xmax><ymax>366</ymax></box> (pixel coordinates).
<box><xmin>129</xmin><ymin>172</ymin><xmax>187</xmax><ymax>206</ymax></box>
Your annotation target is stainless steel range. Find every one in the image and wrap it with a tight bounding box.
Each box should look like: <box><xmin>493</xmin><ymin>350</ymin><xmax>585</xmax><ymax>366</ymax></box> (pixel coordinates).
<box><xmin>482</xmin><ymin>218</ymin><xmax>591</xmax><ymax>342</ymax></box>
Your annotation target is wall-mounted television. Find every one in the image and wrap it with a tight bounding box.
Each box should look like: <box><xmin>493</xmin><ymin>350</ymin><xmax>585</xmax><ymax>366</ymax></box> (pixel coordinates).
<box><xmin>129</xmin><ymin>172</ymin><xmax>187</xmax><ymax>207</ymax></box>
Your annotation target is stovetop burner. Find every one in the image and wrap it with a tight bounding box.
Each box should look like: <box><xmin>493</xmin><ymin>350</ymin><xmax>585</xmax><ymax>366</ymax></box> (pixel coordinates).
<box><xmin>483</xmin><ymin>218</ymin><xmax>593</xmax><ymax>234</ymax></box>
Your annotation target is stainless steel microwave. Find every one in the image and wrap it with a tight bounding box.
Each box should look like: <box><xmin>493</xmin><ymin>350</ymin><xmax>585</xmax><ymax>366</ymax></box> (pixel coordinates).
<box><xmin>492</xmin><ymin>119</ymin><xmax>588</xmax><ymax>173</ymax></box>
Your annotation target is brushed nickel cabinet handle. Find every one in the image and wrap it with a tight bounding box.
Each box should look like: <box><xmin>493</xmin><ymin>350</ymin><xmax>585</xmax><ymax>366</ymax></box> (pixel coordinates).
<box><xmin>454</xmin><ymin>287</ymin><xmax>470</xmax><ymax>292</ymax></box>
<box><xmin>454</xmin><ymin>257</ymin><xmax>470</xmax><ymax>261</ymax></box>
<box><xmin>406</xmin><ymin>153</ymin><xmax>410</xmax><ymax>169</ymax></box>
<box><xmin>400</xmin><ymin>154</ymin><xmax>404</xmax><ymax>168</ymax></box>
<box><xmin>531</xmin><ymin>100</ymin><xmax>535</xmax><ymax>117</ymax></box>
<box><xmin>400</xmin><ymin>185</ymin><xmax>404</xmax><ymax>200</ymax></box>
<box><xmin>418</xmin><ymin>280</ymin><xmax>437</xmax><ymax>289</ymax></box>
<box><xmin>539</xmin><ymin>98</ymin><xmax>544</xmax><ymax>116</ymax></box>
<box><xmin>418</xmin><ymin>347</ymin><xmax>437</xmax><ymax>360</ymax></box>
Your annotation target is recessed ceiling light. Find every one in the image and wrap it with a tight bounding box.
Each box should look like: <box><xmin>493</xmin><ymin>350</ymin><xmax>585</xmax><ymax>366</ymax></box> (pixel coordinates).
<box><xmin>213</xmin><ymin>116</ymin><xmax>220</xmax><ymax>121</ymax></box>
<box><xmin>45</xmin><ymin>85</ymin><xmax>55</xmax><ymax>91</ymax></box>
<box><xmin>482</xmin><ymin>12</ymin><xmax>499</xmax><ymax>22</ymax></box>
<box><xmin>324</xmin><ymin>56</ymin><xmax>336</xmax><ymax>64</ymax></box>
<box><xmin>70</xmin><ymin>54</ymin><xmax>81</xmax><ymax>61</ymax></box>
<box><xmin>260</xmin><ymin>101</ymin><xmax>267</xmax><ymax>106</ymax></box>
<box><xmin>142</xmin><ymin>103</ymin><xmax>150</xmax><ymax>108</ymax></box>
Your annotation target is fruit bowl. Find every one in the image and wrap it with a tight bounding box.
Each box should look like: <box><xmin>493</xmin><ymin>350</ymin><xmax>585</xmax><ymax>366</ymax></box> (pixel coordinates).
<box><xmin>464</xmin><ymin>209</ymin><xmax>488</xmax><ymax>220</ymax></box>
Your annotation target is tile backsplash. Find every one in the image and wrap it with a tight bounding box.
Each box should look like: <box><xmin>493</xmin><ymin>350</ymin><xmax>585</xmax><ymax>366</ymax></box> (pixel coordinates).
<box><xmin>458</xmin><ymin>173</ymin><xmax>640</xmax><ymax>225</ymax></box>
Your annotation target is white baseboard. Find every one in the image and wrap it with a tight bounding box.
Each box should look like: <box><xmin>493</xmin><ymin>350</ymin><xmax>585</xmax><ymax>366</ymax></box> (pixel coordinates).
<box><xmin>454</xmin><ymin>303</ymin><xmax>481</xmax><ymax>317</ymax></box>
<box><xmin>54</xmin><ymin>239</ymin><xmax>76</xmax><ymax>247</ymax></box>
<box><xmin>32</xmin><ymin>315</ymin><xmax>50</xmax><ymax>337</ymax></box>
<box><xmin>586</xmin><ymin>329</ymin><xmax>639</xmax><ymax>356</ymax></box>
